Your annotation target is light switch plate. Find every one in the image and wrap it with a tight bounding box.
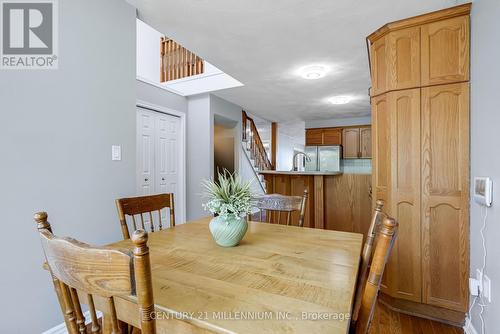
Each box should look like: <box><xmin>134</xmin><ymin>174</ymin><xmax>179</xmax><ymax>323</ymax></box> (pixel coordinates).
<box><xmin>469</xmin><ymin>277</ymin><xmax>480</xmax><ymax>296</ymax></box>
<box><xmin>112</xmin><ymin>145</ymin><xmax>121</xmax><ymax>161</ymax></box>
<box><xmin>474</xmin><ymin>177</ymin><xmax>492</xmax><ymax>206</ymax></box>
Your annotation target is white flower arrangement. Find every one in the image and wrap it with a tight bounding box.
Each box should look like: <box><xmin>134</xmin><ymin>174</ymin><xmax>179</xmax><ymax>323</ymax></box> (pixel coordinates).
<box><xmin>202</xmin><ymin>170</ymin><xmax>254</xmax><ymax>221</ymax></box>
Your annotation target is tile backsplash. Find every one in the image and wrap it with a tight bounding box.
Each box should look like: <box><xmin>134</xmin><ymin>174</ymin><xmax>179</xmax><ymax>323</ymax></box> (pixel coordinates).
<box><xmin>341</xmin><ymin>159</ymin><xmax>372</xmax><ymax>174</ymax></box>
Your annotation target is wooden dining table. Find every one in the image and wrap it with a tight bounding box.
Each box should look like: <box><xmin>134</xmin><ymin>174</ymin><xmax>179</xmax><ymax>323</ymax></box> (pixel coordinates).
<box><xmin>94</xmin><ymin>217</ymin><xmax>363</xmax><ymax>334</ymax></box>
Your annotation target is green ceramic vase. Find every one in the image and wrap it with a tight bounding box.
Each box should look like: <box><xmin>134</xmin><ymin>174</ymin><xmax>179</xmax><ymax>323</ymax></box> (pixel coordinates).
<box><xmin>209</xmin><ymin>215</ymin><xmax>248</xmax><ymax>247</ymax></box>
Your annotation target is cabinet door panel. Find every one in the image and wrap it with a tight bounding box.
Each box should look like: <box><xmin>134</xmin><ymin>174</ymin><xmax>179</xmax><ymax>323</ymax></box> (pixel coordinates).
<box><xmin>371</xmin><ymin>94</ymin><xmax>391</xmax><ymax>292</ymax></box>
<box><xmin>421</xmin><ymin>16</ymin><xmax>469</xmax><ymax>86</ymax></box>
<box><xmin>421</xmin><ymin>83</ymin><xmax>469</xmax><ymax>312</ymax></box>
<box><xmin>370</xmin><ymin>37</ymin><xmax>387</xmax><ymax>96</ymax></box>
<box><xmin>322</xmin><ymin>128</ymin><xmax>342</xmax><ymax>145</ymax></box>
<box><xmin>387</xmin><ymin>89</ymin><xmax>421</xmax><ymax>302</ymax></box>
<box><xmin>342</xmin><ymin>128</ymin><xmax>360</xmax><ymax>158</ymax></box>
<box><xmin>359</xmin><ymin>127</ymin><xmax>372</xmax><ymax>158</ymax></box>
<box><xmin>305</xmin><ymin>129</ymin><xmax>323</xmax><ymax>146</ymax></box>
<box><xmin>372</xmin><ymin>95</ymin><xmax>390</xmax><ymax>203</ymax></box>
<box><xmin>387</xmin><ymin>27</ymin><xmax>420</xmax><ymax>90</ymax></box>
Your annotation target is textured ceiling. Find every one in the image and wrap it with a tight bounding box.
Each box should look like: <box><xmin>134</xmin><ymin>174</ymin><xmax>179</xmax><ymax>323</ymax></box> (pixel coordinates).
<box><xmin>135</xmin><ymin>0</ymin><xmax>466</xmax><ymax>122</ymax></box>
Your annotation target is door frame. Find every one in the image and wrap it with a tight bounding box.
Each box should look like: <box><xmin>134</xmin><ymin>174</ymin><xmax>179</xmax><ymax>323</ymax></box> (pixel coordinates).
<box><xmin>136</xmin><ymin>99</ymin><xmax>187</xmax><ymax>225</ymax></box>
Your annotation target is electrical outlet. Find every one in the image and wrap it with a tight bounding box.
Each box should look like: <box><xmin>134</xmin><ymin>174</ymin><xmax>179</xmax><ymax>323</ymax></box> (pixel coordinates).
<box><xmin>483</xmin><ymin>275</ymin><xmax>492</xmax><ymax>303</ymax></box>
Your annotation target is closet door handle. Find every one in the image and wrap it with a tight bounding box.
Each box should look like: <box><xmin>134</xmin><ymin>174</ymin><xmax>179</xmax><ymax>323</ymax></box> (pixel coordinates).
<box><xmin>144</xmin><ymin>178</ymin><xmax>149</xmax><ymax>182</ymax></box>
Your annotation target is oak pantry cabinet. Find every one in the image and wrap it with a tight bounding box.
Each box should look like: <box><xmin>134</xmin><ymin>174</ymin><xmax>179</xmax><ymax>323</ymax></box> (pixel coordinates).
<box><xmin>368</xmin><ymin>3</ymin><xmax>470</xmax><ymax>325</ymax></box>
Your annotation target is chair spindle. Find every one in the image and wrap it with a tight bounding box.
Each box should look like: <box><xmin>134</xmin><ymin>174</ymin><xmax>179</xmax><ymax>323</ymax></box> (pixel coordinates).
<box><xmin>69</xmin><ymin>287</ymin><xmax>86</xmax><ymax>334</ymax></box>
<box><xmin>131</xmin><ymin>215</ymin><xmax>137</xmax><ymax>231</ymax></box>
<box><xmin>149</xmin><ymin>211</ymin><xmax>154</xmax><ymax>232</ymax></box>
<box><xmin>87</xmin><ymin>294</ymin><xmax>100</xmax><ymax>333</ymax></box>
<box><xmin>140</xmin><ymin>214</ymin><xmax>145</xmax><ymax>230</ymax></box>
<box><xmin>158</xmin><ymin>210</ymin><xmax>163</xmax><ymax>230</ymax></box>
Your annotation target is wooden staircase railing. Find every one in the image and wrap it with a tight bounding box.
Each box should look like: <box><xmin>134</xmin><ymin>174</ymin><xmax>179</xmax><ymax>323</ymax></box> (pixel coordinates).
<box><xmin>160</xmin><ymin>37</ymin><xmax>204</xmax><ymax>82</ymax></box>
<box><xmin>242</xmin><ymin>111</ymin><xmax>273</xmax><ymax>171</ymax></box>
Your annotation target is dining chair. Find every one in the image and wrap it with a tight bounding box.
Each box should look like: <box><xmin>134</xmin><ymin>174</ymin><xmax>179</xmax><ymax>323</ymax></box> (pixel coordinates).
<box><xmin>35</xmin><ymin>212</ymin><xmax>156</xmax><ymax>334</ymax></box>
<box><xmin>351</xmin><ymin>199</ymin><xmax>385</xmax><ymax>322</ymax></box>
<box><xmin>116</xmin><ymin>193</ymin><xmax>175</xmax><ymax>240</ymax></box>
<box><xmin>353</xmin><ymin>216</ymin><xmax>398</xmax><ymax>334</ymax></box>
<box><xmin>249</xmin><ymin>190</ymin><xmax>308</xmax><ymax>227</ymax></box>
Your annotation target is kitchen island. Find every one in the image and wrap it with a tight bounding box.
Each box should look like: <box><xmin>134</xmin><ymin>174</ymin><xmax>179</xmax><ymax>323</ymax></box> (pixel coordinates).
<box><xmin>259</xmin><ymin>170</ymin><xmax>372</xmax><ymax>235</ymax></box>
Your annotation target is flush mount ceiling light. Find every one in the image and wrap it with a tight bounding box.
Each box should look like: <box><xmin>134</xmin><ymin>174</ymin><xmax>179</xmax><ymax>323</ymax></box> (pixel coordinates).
<box><xmin>328</xmin><ymin>95</ymin><xmax>352</xmax><ymax>104</ymax></box>
<box><xmin>298</xmin><ymin>65</ymin><xmax>329</xmax><ymax>80</ymax></box>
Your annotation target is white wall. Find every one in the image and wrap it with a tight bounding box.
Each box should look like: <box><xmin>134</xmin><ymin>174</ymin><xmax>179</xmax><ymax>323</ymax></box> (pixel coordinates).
<box><xmin>305</xmin><ymin>116</ymin><xmax>371</xmax><ymax>128</ymax></box>
<box><xmin>186</xmin><ymin>94</ymin><xmax>213</xmax><ymax>220</ymax></box>
<box><xmin>137</xmin><ymin>80</ymin><xmax>188</xmax><ymax>113</ymax></box>
<box><xmin>276</xmin><ymin>121</ymin><xmax>306</xmax><ymax>171</ymax></box>
<box><xmin>0</xmin><ymin>0</ymin><xmax>137</xmax><ymax>332</ymax></box>
<box><xmin>136</xmin><ymin>19</ymin><xmax>163</xmax><ymax>84</ymax></box>
<box><xmin>469</xmin><ymin>0</ymin><xmax>500</xmax><ymax>332</ymax></box>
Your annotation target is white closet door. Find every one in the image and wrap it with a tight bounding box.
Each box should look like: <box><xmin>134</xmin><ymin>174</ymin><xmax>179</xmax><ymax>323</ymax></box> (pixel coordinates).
<box><xmin>136</xmin><ymin>108</ymin><xmax>155</xmax><ymax>195</ymax></box>
<box><xmin>137</xmin><ymin>107</ymin><xmax>183</xmax><ymax>226</ymax></box>
<box><xmin>155</xmin><ymin>113</ymin><xmax>180</xmax><ymax>227</ymax></box>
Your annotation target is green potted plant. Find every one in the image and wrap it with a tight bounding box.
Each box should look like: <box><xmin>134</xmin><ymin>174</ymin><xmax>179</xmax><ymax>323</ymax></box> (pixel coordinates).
<box><xmin>202</xmin><ymin>170</ymin><xmax>254</xmax><ymax>247</ymax></box>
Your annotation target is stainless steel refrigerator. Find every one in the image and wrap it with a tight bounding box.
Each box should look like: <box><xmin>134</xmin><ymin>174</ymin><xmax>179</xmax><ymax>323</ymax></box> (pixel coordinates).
<box><xmin>304</xmin><ymin>146</ymin><xmax>342</xmax><ymax>172</ymax></box>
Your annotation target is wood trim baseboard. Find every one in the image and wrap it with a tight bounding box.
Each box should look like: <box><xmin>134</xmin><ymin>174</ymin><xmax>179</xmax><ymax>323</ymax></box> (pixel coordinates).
<box><xmin>378</xmin><ymin>293</ymin><xmax>466</xmax><ymax>327</ymax></box>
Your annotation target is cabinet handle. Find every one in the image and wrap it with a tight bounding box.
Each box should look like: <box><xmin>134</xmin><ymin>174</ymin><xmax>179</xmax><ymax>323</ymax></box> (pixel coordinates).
<box><xmin>144</xmin><ymin>178</ymin><xmax>149</xmax><ymax>182</ymax></box>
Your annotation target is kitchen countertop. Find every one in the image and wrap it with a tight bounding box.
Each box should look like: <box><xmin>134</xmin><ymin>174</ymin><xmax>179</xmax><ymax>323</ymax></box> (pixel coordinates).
<box><xmin>258</xmin><ymin>170</ymin><xmax>343</xmax><ymax>176</ymax></box>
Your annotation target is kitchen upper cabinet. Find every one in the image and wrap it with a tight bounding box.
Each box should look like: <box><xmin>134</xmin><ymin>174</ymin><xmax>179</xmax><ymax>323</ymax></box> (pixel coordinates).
<box><xmin>342</xmin><ymin>128</ymin><xmax>360</xmax><ymax>158</ymax></box>
<box><xmin>421</xmin><ymin>82</ymin><xmax>469</xmax><ymax>312</ymax></box>
<box><xmin>421</xmin><ymin>15</ymin><xmax>470</xmax><ymax>86</ymax></box>
<box><xmin>370</xmin><ymin>11</ymin><xmax>469</xmax><ymax>95</ymax></box>
<box><xmin>370</xmin><ymin>36</ymin><xmax>387</xmax><ymax>96</ymax></box>
<box><xmin>359</xmin><ymin>128</ymin><xmax>372</xmax><ymax>158</ymax></box>
<box><xmin>305</xmin><ymin>128</ymin><xmax>323</xmax><ymax>146</ymax></box>
<box><xmin>322</xmin><ymin>128</ymin><xmax>342</xmax><ymax>145</ymax></box>
<box><xmin>305</xmin><ymin>128</ymin><xmax>341</xmax><ymax>146</ymax></box>
<box><xmin>342</xmin><ymin>127</ymin><xmax>372</xmax><ymax>159</ymax></box>
<box><xmin>387</xmin><ymin>26</ymin><xmax>420</xmax><ymax>91</ymax></box>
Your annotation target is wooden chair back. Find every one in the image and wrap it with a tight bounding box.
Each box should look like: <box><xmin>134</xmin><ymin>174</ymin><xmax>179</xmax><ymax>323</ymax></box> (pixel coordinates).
<box><xmin>116</xmin><ymin>193</ymin><xmax>175</xmax><ymax>239</ymax></box>
<box><xmin>250</xmin><ymin>190</ymin><xmax>308</xmax><ymax>227</ymax></box>
<box><xmin>355</xmin><ymin>216</ymin><xmax>398</xmax><ymax>334</ymax></box>
<box><xmin>351</xmin><ymin>199</ymin><xmax>385</xmax><ymax>321</ymax></box>
<box><xmin>35</xmin><ymin>212</ymin><xmax>156</xmax><ymax>334</ymax></box>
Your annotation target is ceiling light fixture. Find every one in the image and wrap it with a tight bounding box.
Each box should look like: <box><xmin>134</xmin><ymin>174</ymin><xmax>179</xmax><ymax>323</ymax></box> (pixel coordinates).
<box><xmin>298</xmin><ymin>65</ymin><xmax>329</xmax><ymax>80</ymax></box>
<box><xmin>328</xmin><ymin>95</ymin><xmax>352</xmax><ymax>105</ymax></box>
